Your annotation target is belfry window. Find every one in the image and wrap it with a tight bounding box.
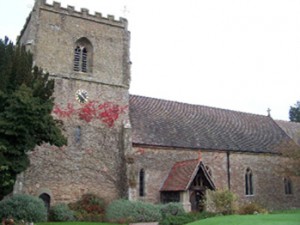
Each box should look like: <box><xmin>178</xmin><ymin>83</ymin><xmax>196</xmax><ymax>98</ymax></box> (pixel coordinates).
<box><xmin>73</xmin><ymin>37</ymin><xmax>93</xmax><ymax>73</ymax></box>
<box><xmin>284</xmin><ymin>177</ymin><xmax>293</xmax><ymax>195</ymax></box>
<box><xmin>245</xmin><ymin>168</ymin><xmax>253</xmax><ymax>195</ymax></box>
<box><xmin>139</xmin><ymin>169</ymin><xmax>145</xmax><ymax>197</ymax></box>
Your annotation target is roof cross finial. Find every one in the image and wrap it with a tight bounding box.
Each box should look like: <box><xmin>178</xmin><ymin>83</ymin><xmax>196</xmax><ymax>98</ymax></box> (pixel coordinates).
<box><xmin>267</xmin><ymin>108</ymin><xmax>271</xmax><ymax>117</ymax></box>
<box><xmin>122</xmin><ymin>5</ymin><xmax>130</xmax><ymax>17</ymax></box>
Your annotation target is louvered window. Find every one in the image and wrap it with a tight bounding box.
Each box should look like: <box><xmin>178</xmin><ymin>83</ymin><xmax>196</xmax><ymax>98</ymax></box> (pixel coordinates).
<box><xmin>73</xmin><ymin>37</ymin><xmax>93</xmax><ymax>73</ymax></box>
<box><xmin>74</xmin><ymin>46</ymin><xmax>81</xmax><ymax>71</ymax></box>
<box><xmin>74</xmin><ymin>46</ymin><xmax>88</xmax><ymax>73</ymax></box>
<box><xmin>81</xmin><ymin>48</ymin><xmax>88</xmax><ymax>72</ymax></box>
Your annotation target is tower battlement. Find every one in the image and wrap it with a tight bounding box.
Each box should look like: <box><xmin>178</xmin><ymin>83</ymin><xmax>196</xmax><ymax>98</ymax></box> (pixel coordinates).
<box><xmin>39</xmin><ymin>0</ymin><xmax>128</xmax><ymax>28</ymax></box>
<box><xmin>19</xmin><ymin>0</ymin><xmax>128</xmax><ymax>41</ymax></box>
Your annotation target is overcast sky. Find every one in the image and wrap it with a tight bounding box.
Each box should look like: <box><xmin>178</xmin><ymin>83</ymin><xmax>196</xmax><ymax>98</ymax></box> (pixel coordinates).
<box><xmin>1</xmin><ymin>0</ymin><xmax>300</xmax><ymax>120</ymax></box>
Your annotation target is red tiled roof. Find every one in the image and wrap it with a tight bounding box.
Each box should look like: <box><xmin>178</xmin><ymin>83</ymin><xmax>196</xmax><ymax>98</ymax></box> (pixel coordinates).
<box><xmin>161</xmin><ymin>159</ymin><xmax>199</xmax><ymax>191</ymax></box>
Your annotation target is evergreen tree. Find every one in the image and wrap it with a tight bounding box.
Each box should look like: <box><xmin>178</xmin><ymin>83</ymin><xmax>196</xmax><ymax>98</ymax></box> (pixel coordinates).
<box><xmin>0</xmin><ymin>37</ymin><xmax>67</xmax><ymax>200</ymax></box>
<box><xmin>289</xmin><ymin>101</ymin><xmax>300</xmax><ymax>122</ymax></box>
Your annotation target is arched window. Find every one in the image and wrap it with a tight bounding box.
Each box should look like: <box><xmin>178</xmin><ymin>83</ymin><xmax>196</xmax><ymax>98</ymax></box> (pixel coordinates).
<box><xmin>39</xmin><ymin>193</ymin><xmax>51</xmax><ymax>213</ymax></box>
<box><xmin>245</xmin><ymin>168</ymin><xmax>253</xmax><ymax>195</ymax></box>
<box><xmin>284</xmin><ymin>177</ymin><xmax>292</xmax><ymax>195</ymax></box>
<box><xmin>139</xmin><ymin>169</ymin><xmax>145</xmax><ymax>197</ymax></box>
<box><xmin>73</xmin><ymin>37</ymin><xmax>93</xmax><ymax>73</ymax></box>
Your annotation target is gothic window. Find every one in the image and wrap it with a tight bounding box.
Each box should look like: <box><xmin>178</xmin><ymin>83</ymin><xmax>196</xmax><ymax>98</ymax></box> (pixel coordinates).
<box><xmin>73</xmin><ymin>37</ymin><xmax>93</xmax><ymax>73</ymax></box>
<box><xmin>284</xmin><ymin>177</ymin><xmax>293</xmax><ymax>195</ymax></box>
<box><xmin>139</xmin><ymin>169</ymin><xmax>145</xmax><ymax>197</ymax></box>
<box><xmin>245</xmin><ymin>168</ymin><xmax>253</xmax><ymax>195</ymax></box>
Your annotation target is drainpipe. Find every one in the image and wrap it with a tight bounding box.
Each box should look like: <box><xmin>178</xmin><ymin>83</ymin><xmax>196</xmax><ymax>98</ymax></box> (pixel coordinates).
<box><xmin>227</xmin><ymin>151</ymin><xmax>231</xmax><ymax>190</ymax></box>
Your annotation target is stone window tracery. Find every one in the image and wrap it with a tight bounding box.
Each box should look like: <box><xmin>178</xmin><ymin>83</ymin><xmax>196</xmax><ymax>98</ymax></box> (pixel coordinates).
<box><xmin>245</xmin><ymin>168</ymin><xmax>253</xmax><ymax>195</ymax></box>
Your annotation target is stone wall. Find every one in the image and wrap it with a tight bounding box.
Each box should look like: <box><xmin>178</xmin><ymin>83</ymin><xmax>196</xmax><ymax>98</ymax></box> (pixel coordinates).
<box><xmin>18</xmin><ymin>0</ymin><xmax>130</xmax><ymax>88</ymax></box>
<box><xmin>130</xmin><ymin>146</ymin><xmax>300</xmax><ymax>210</ymax></box>
<box><xmin>230</xmin><ymin>152</ymin><xmax>300</xmax><ymax>210</ymax></box>
<box><xmin>14</xmin><ymin>0</ymin><xmax>131</xmax><ymax>205</ymax></box>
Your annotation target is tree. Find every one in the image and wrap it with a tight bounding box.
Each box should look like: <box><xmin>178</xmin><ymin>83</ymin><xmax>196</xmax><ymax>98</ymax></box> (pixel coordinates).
<box><xmin>0</xmin><ymin>37</ymin><xmax>67</xmax><ymax>200</ymax></box>
<box><xmin>289</xmin><ymin>101</ymin><xmax>300</xmax><ymax>122</ymax></box>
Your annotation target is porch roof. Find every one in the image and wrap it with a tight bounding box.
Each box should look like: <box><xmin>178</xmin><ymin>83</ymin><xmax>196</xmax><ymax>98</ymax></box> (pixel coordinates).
<box><xmin>160</xmin><ymin>159</ymin><xmax>215</xmax><ymax>192</ymax></box>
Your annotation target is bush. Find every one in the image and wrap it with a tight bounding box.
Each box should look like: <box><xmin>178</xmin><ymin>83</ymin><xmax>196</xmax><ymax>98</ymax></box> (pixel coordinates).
<box><xmin>160</xmin><ymin>203</ymin><xmax>185</xmax><ymax>218</ymax></box>
<box><xmin>68</xmin><ymin>193</ymin><xmax>105</xmax><ymax>222</ymax></box>
<box><xmin>49</xmin><ymin>203</ymin><xmax>75</xmax><ymax>221</ymax></box>
<box><xmin>159</xmin><ymin>211</ymin><xmax>216</xmax><ymax>225</ymax></box>
<box><xmin>159</xmin><ymin>213</ymin><xmax>194</xmax><ymax>225</ymax></box>
<box><xmin>239</xmin><ymin>202</ymin><xmax>268</xmax><ymax>215</ymax></box>
<box><xmin>106</xmin><ymin>199</ymin><xmax>162</xmax><ymax>223</ymax></box>
<box><xmin>205</xmin><ymin>189</ymin><xmax>237</xmax><ymax>215</ymax></box>
<box><xmin>0</xmin><ymin>194</ymin><xmax>47</xmax><ymax>222</ymax></box>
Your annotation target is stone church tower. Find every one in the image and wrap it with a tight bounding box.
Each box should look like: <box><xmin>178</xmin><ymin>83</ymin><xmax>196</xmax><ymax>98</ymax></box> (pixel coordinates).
<box><xmin>14</xmin><ymin>0</ymin><xmax>131</xmax><ymax>206</ymax></box>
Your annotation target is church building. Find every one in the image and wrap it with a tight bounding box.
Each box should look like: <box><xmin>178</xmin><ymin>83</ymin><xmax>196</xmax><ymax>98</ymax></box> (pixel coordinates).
<box><xmin>14</xmin><ymin>0</ymin><xmax>300</xmax><ymax>211</ymax></box>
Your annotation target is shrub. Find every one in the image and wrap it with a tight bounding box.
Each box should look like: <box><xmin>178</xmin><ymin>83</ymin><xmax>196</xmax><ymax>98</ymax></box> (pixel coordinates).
<box><xmin>239</xmin><ymin>202</ymin><xmax>268</xmax><ymax>215</ymax></box>
<box><xmin>205</xmin><ymin>189</ymin><xmax>237</xmax><ymax>215</ymax></box>
<box><xmin>68</xmin><ymin>193</ymin><xmax>105</xmax><ymax>222</ymax></box>
<box><xmin>160</xmin><ymin>202</ymin><xmax>185</xmax><ymax>218</ymax></box>
<box><xmin>159</xmin><ymin>213</ymin><xmax>194</xmax><ymax>225</ymax></box>
<box><xmin>106</xmin><ymin>199</ymin><xmax>162</xmax><ymax>223</ymax></box>
<box><xmin>49</xmin><ymin>203</ymin><xmax>75</xmax><ymax>221</ymax></box>
<box><xmin>0</xmin><ymin>194</ymin><xmax>47</xmax><ymax>222</ymax></box>
<box><xmin>159</xmin><ymin>211</ymin><xmax>216</xmax><ymax>225</ymax></box>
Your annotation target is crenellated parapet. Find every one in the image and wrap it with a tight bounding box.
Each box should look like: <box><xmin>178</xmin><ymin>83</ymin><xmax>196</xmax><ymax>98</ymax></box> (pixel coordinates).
<box><xmin>38</xmin><ymin>0</ymin><xmax>128</xmax><ymax>28</ymax></box>
<box><xmin>18</xmin><ymin>0</ymin><xmax>128</xmax><ymax>44</ymax></box>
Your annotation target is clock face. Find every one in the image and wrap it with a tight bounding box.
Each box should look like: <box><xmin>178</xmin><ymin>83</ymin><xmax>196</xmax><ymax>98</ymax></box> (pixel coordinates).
<box><xmin>75</xmin><ymin>89</ymin><xmax>88</xmax><ymax>103</ymax></box>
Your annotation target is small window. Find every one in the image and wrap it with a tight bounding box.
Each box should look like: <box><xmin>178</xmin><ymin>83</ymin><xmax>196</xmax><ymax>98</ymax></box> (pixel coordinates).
<box><xmin>245</xmin><ymin>168</ymin><xmax>253</xmax><ymax>195</ymax></box>
<box><xmin>75</xmin><ymin>126</ymin><xmax>81</xmax><ymax>143</ymax></box>
<box><xmin>139</xmin><ymin>169</ymin><xmax>145</xmax><ymax>197</ymax></box>
<box><xmin>284</xmin><ymin>177</ymin><xmax>293</xmax><ymax>195</ymax></box>
<box><xmin>73</xmin><ymin>37</ymin><xmax>93</xmax><ymax>73</ymax></box>
<box><xmin>161</xmin><ymin>191</ymin><xmax>180</xmax><ymax>203</ymax></box>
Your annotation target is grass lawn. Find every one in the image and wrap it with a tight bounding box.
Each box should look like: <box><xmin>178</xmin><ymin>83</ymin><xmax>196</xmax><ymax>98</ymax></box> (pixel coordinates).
<box><xmin>37</xmin><ymin>210</ymin><xmax>300</xmax><ymax>225</ymax></box>
<box><xmin>188</xmin><ymin>212</ymin><xmax>300</xmax><ymax>225</ymax></box>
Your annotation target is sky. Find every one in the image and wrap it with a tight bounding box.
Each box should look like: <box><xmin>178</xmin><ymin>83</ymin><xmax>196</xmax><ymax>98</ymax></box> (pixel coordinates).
<box><xmin>1</xmin><ymin>0</ymin><xmax>300</xmax><ymax>120</ymax></box>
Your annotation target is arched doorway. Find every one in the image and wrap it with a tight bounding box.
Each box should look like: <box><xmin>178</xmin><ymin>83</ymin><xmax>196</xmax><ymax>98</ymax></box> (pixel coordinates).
<box><xmin>39</xmin><ymin>193</ymin><xmax>51</xmax><ymax>214</ymax></box>
<box><xmin>190</xmin><ymin>190</ymin><xmax>205</xmax><ymax>211</ymax></box>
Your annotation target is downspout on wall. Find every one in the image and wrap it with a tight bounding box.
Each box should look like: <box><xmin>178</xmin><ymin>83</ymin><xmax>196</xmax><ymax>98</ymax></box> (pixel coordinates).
<box><xmin>227</xmin><ymin>151</ymin><xmax>231</xmax><ymax>190</ymax></box>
